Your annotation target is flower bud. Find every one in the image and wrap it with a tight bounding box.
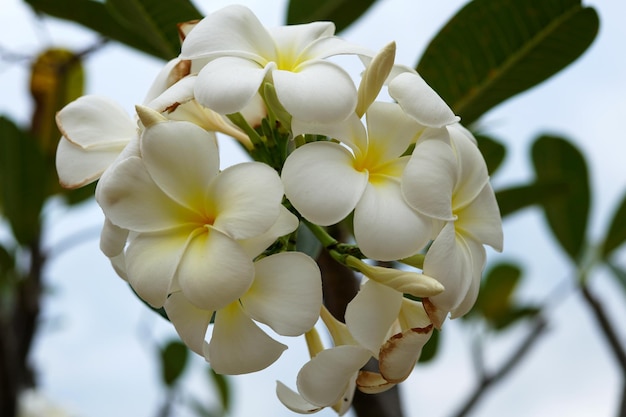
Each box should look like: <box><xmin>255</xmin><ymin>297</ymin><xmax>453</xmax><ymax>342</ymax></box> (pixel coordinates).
<box><xmin>346</xmin><ymin>256</ymin><xmax>444</xmax><ymax>298</ymax></box>
<box><xmin>356</xmin><ymin>41</ymin><xmax>396</xmax><ymax>117</ymax></box>
<box><xmin>135</xmin><ymin>104</ymin><xmax>167</xmax><ymax>128</ymax></box>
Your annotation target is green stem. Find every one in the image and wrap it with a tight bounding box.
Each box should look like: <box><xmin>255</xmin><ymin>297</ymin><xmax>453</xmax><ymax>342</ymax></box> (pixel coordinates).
<box><xmin>301</xmin><ymin>219</ymin><xmax>338</xmax><ymax>249</ymax></box>
<box><xmin>399</xmin><ymin>253</ymin><xmax>425</xmax><ymax>269</ymax></box>
<box><xmin>226</xmin><ymin>113</ymin><xmax>263</xmax><ymax>148</ymax></box>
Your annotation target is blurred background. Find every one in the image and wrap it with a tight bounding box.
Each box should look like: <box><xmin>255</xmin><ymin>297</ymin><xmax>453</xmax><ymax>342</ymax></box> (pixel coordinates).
<box><xmin>1</xmin><ymin>0</ymin><xmax>625</xmax><ymax>416</ymax></box>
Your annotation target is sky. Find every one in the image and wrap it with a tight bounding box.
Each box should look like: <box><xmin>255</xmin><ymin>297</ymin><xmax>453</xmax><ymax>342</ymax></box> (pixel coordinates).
<box><xmin>1</xmin><ymin>0</ymin><xmax>626</xmax><ymax>416</ymax></box>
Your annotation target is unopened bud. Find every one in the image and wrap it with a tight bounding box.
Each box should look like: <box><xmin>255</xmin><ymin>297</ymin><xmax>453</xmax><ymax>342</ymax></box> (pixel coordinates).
<box><xmin>346</xmin><ymin>256</ymin><xmax>444</xmax><ymax>298</ymax></box>
<box><xmin>135</xmin><ymin>105</ymin><xmax>167</xmax><ymax>128</ymax></box>
<box><xmin>356</xmin><ymin>41</ymin><xmax>396</xmax><ymax>117</ymax></box>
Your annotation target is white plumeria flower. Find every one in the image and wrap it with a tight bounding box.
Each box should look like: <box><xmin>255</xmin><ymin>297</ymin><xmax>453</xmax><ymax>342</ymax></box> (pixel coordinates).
<box><xmin>277</xmin><ymin>307</ymin><xmax>371</xmax><ymax>415</ymax></box>
<box><xmin>345</xmin><ymin>280</ymin><xmax>433</xmax><ymax>389</ymax></box>
<box><xmin>179</xmin><ymin>4</ymin><xmax>373</xmax><ymax>123</ymax></box>
<box><xmin>278</xmin><ymin>277</ymin><xmax>435</xmax><ymax>415</ymax></box>
<box><xmin>55</xmin><ymin>95</ymin><xmax>137</xmax><ymax>188</ymax></box>
<box><xmin>402</xmin><ymin>124</ymin><xmax>503</xmax><ymax>327</ymax></box>
<box><xmin>95</xmin><ymin>108</ymin><xmax>290</xmax><ymax>311</ymax></box>
<box><xmin>282</xmin><ymin>101</ymin><xmax>431</xmax><ymax>261</ymax></box>
<box><xmin>144</xmin><ymin>56</ymin><xmax>265</xmax><ymax>149</ymax></box>
<box><xmin>164</xmin><ymin>251</ymin><xmax>322</xmax><ymax>375</ymax></box>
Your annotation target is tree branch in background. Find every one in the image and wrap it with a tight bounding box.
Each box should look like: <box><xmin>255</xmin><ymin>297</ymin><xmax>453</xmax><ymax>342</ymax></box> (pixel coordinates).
<box><xmin>580</xmin><ymin>284</ymin><xmax>626</xmax><ymax>417</ymax></box>
<box><xmin>0</xmin><ymin>237</ymin><xmax>45</xmax><ymax>417</ymax></box>
<box><xmin>452</xmin><ymin>314</ymin><xmax>548</xmax><ymax>417</ymax></box>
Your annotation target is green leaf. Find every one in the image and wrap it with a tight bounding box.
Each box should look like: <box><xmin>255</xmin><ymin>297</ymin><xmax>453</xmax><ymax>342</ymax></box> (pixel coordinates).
<box><xmin>495</xmin><ymin>180</ymin><xmax>567</xmax><ymax>218</ymax></box>
<box><xmin>25</xmin><ymin>0</ymin><xmax>165</xmax><ymax>58</ymax></box>
<box><xmin>491</xmin><ymin>306</ymin><xmax>540</xmax><ymax>330</ymax></box>
<box><xmin>601</xmin><ymin>191</ymin><xmax>626</xmax><ymax>259</ymax></box>
<box><xmin>25</xmin><ymin>0</ymin><xmax>202</xmax><ymax>60</ymax></box>
<box><xmin>160</xmin><ymin>340</ymin><xmax>189</xmax><ymax>386</ymax></box>
<box><xmin>475</xmin><ymin>133</ymin><xmax>506</xmax><ymax>175</ymax></box>
<box><xmin>106</xmin><ymin>0</ymin><xmax>202</xmax><ymax>59</ymax></box>
<box><xmin>417</xmin><ymin>0</ymin><xmax>599</xmax><ymax>125</ymax></box>
<box><xmin>62</xmin><ymin>182</ymin><xmax>96</xmax><ymax>206</ymax></box>
<box><xmin>0</xmin><ymin>117</ymin><xmax>47</xmax><ymax>245</ymax></box>
<box><xmin>417</xmin><ymin>328</ymin><xmax>439</xmax><ymax>363</ymax></box>
<box><xmin>208</xmin><ymin>368</ymin><xmax>231</xmax><ymax>411</ymax></box>
<box><xmin>286</xmin><ymin>0</ymin><xmax>379</xmax><ymax>33</ymax></box>
<box><xmin>532</xmin><ymin>135</ymin><xmax>590</xmax><ymax>261</ymax></box>
<box><xmin>0</xmin><ymin>243</ymin><xmax>15</xmax><ymax>273</ymax></box>
<box><xmin>474</xmin><ymin>262</ymin><xmax>522</xmax><ymax>321</ymax></box>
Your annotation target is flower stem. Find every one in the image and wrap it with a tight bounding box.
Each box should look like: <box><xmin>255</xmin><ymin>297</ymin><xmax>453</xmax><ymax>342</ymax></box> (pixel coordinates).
<box><xmin>226</xmin><ymin>112</ymin><xmax>264</xmax><ymax>148</ymax></box>
<box><xmin>301</xmin><ymin>219</ymin><xmax>338</xmax><ymax>249</ymax></box>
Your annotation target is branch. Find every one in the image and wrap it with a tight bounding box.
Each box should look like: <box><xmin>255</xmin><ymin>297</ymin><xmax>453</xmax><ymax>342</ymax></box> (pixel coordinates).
<box><xmin>580</xmin><ymin>284</ymin><xmax>626</xmax><ymax>371</ymax></box>
<box><xmin>1</xmin><ymin>237</ymin><xmax>45</xmax><ymax>417</ymax></box>
<box><xmin>580</xmin><ymin>283</ymin><xmax>626</xmax><ymax>417</ymax></box>
<box><xmin>451</xmin><ymin>315</ymin><xmax>548</xmax><ymax>417</ymax></box>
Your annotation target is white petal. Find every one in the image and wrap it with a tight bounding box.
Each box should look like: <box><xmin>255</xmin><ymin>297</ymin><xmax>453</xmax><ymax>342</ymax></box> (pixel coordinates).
<box><xmin>276</xmin><ymin>382</ymin><xmax>323</xmax><ymax>414</ymax></box>
<box><xmin>56</xmin><ymin>102</ymin><xmax>139</xmax><ymax>189</ymax></box>
<box><xmin>237</xmin><ymin>205</ymin><xmax>299</xmax><ymax>259</ymax></box>
<box><xmin>209</xmin><ymin>301</ymin><xmax>287</xmax><ymax>374</ymax></box>
<box><xmin>332</xmin><ymin>374</ymin><xmax>358</xmax><ymax>416</ymax></box>
<box><xmin>402</xmin><ymin>130</ymin><xmax>456</xmax><ymax>220</ymax></box>
<box><xmin>140</xmin><ymin>120</ymin><xmax>219</xmax><ymax>211</ymax></box>
<box><xmin>164</xmin><ymin>292</ymin><xmax>212</xmax><ymax>356</ymax></box>
<box><xmin>450</xmin><ymin>125</ymin><xmax>490</xmax><ymax>210</ymax></box>
<box><xmin>108</xmin><ymin>252</ymin><xmax>127</xmax><ymax>280</ymax></box>
<box><xmin>99</xmin><ymin>218</ymin><xmax>128</xmax><ymax>258</ymax></box>
<box><xmin>56</xmin><ymin>137</ymin><xmax>124</xmax><ymax>189</ymax></box>
<box><xmin>241</xmin><ymin>252</ymin><xmax>322</xmax><ymax>336</ymax></box>
<box><xmin>146</xmin><ymin>75</ymin><xmax>196</xmax><ymax>113</ymax></box>
<box><xmin>273</xmin><ymin>61</ymin><xmax>357</xmax><ymax>123</ymax></box>
<box><xmin>177</xmin><ymin>228</ymin><xmax>254</xmax><ymax>311</ymax></box>
<box><xmin>270</xmin><ymin>21</ymin><xmax>335</xmax><ymax>56</ymax></box>
<box><xmin>424</xmin><ymin>221</ymin><xmax>473</xmax><ymax>325</ymax></box>
<box><xmin>398</xmin><ymin>298</ymin><xmax>432</xmax><ymax>330</ymax></box>
<box><xmin>297</xmin><ymin>345</ymin><xmax>371</xmax><ymax>407</ymax></box>
<box><xmin>196</xmin><ymin>56</ymin><xmax>271</xmax><ymax>116</ymax></box>
<box><xmin>365</xmin><ymin>102</ymin><xmax>422</xmax><ymax>162</ymax></box>
<box><xmin>345</xmin><ymin>280</ymin><xmax>403</xmax><ymax>355</ymax></box>
<box><xmin>451</xmin><ymin>237</ymin><xmax>486</xmax><ymax>319</ymax></box>
<box><xmin>56</xmin><ymin>95</ymin><xmax>135</xmax><ymax>148</ymax></box>
<box><xmin>354</xmin><ymin>181</ymin><xmax>431</xmax><ymax>261</ymax></box>
<box><xmin>282</xmin><ymin>142</ymin><xmax>368</xmax><ymax>226</ymax></box>
<box><xmin>356</xmin><ymin>371</ymin><xmax>396</xmax><ymax>394</ymax></box>
<box><xmin>143</xmin><ymin>58</ymin><xmax>190</xmax><ymax>104</ymax></box>
<box><xmin>457</xmin><ymin>182</ymin><xmax>503</xmax><ymax>251</ymax></box>
<box><xmin>125</xmin><ymin>228</ymin><xmax>190</xmax><ymax>307</ymax></box>
<box><xmin>211</xmin><ymin>162</ymin><xmax>283</xmax><ymax>240</ymax></box>
<box><xmin>379</xmin><ymin>325</ymin><xmax>433</xmax><ymax>383</ymax></box>
<box><xmin>388</xmin><ymin>72</ymin><xmax>459</xmax><ymax>128</ymax></box>
<box><xmin>95</xmin><ymin>156</ymin><xmax>198</xmax><ymax>232</ymax></box>
<box><xmin>302</xmin><ymin>36</ymin><xmax>374</xmax><ymax>61</ymax></box>
<box><xmin>291</xmin><ymin>112</ymin><xmax>367</xmax><ymax>156</ymax></box>
<box><xmin>181</xmin><ymin>4</ymin><xmax>275</xmax><ymax>61</ymax></box>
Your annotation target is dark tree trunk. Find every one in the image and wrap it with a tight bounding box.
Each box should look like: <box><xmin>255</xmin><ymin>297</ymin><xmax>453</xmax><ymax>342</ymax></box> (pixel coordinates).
<box><xmin>0</xmin><ymin>238</ymin><xmax>44</xmax><ymax>417</ymax></box>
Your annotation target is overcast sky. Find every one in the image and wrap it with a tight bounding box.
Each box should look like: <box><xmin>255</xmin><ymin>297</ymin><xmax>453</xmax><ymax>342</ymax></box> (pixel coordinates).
<box><xmin>1</xmin><ymin>0</ymin><xmax>626</xmax><ymax>416</ymax></box>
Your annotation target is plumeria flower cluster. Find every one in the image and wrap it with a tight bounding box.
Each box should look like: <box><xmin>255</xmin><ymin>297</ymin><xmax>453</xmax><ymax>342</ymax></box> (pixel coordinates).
<box><xmin>55</xmin><ymin>4</ymin><xmax>502</xmax><ymax>414</ymax></box>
